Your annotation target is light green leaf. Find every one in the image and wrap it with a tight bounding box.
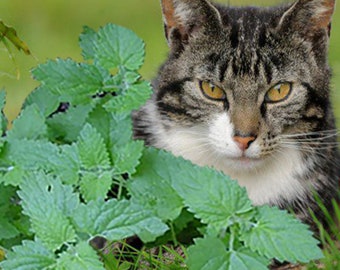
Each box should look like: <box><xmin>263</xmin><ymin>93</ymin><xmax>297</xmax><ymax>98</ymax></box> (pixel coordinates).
<box><xmin>86</xmin><ymin>103</ymin><xmax>111</xmax><ymax>146</ymax></box>
<box><xmin>6</xmin><ymin>139</ymin><xmax>61</xmax><ymax>171</ymax></box>
<box><xmin>77</xmin><ymin>124</ymin><xmax>111</xmax><ymax>169</ymax></box>
<box><xmin>47</xmin><ymin>104</ymin><xmax>93</xmax><ymax>143</ymax></box>
<box><xmin>104</xmin><ymin>81</ymin><xmax>152</xmax><ymax>113</ymax></box>
<box><xmin>128</xmin><ymin>148</ymin><xmax>183</xmax><ymax>221</ymax></box>
<box><xmin>32</xmin><ymin>58</ymin><xmax>112</xmax><ymax>104</ymax></box>
<box><xmin>0</xmin><ymin>240</ymin><xmax>55</xmax><ymax>270</ymax></box>
<box><xmin>23</xmin><ymin>86</ymin><xmax>60</xmax><ymax>117</ymax></box>
<box><xmin>111</xmin><ymin>140</ymin><xmax>144</xmax><ymax>176</ymax></box>
<box><xmin>109</xmin><ymin>113</ymin><xmax>133</xmax><ymax>146</ymax></box>
<box><xmin>6</xmin><ymin>104</ymin><xmax>47</xmax><ymax>141</ymax></box>
<box><xmin>187</xmin><ymin>237</ymin><xmax>269</xmax><ymax>270</ymax></box>
<box><xmin>91</xmin><ymin>24</ymin><xmax>145</xmax><ymax>70</ymax></box>
<box><xmin>18</xmin><ymin>172</ymin><xmax>78</xmax><ymax>250</ymax></box>
<box><xmin>0</xmin><ymin>166</ymin><xmax>25</xmax><ymax>186</ymax></box>
<box><xmin>56</xmin><ymin>242</ymin><xmax>104</xmax><ymax>270</ymax></box>
<box><xmin>80</xmin><ymin>171</ymin><xmax>112</xmax><ymax>202</ymax></box>
<box><xmin>79</xmin><ymin>26</ymin><xmax>98</xmax><ymax>61</ymax></box>
<box><xmin>139</xmin><ymin>148</ymin><xmax>252</xmax><ymax>232</ymax></box>
<box><xmin>187</xmin><ymin>237</ymin><xmax>230</xmax><ymax>270</ymax></box>
<box><xmin>229</xmin><ymin>248</ymin><xmax>269</xmax><ymax>270</ymax></box>
<box><xmin>55</xmin><ymin>144</ymin><xmax>80</xmax><ymax>185</ymax></box>
<box><xmin>241</xmin><ymin>205</ymin><xmax>323</xmax><ymax>263</ymax></box>
<box><xmin>72</xmin><ymin>199</ymin><xmax>168</xmax><ymax>243</ymax></box>
<box><xmin>109</xmin><ymin>67</ymin><xmax>141</xmax><ymax>91</ymax></box>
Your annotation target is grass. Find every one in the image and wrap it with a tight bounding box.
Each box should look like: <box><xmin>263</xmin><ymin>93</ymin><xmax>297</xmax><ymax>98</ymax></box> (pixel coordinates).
<box><xmin>306</xmin><ymin>200</ymin><xmax>340</xmax><ymax>270</ymax></box>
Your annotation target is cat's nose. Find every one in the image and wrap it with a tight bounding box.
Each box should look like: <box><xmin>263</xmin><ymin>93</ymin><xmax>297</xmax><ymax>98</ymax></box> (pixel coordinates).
<box><xmin>233</xmin><ymin>135</ymin><xmax>256</xmax><ymax>151</ymax></box>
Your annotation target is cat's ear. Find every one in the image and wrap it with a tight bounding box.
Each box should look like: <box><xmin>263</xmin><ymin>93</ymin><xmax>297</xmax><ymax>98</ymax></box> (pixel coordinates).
<box><xmin>160</xmin><ymin>0</ymin><xmax>222</xmax><ymax>53</ymax></box>
<box><xmin>277</xmin><ymin>0</ymin><xmax>335</xmax><ymax>37</ymax></box>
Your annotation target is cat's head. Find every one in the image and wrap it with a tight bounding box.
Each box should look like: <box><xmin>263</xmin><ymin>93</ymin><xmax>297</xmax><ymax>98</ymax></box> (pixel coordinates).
<box><xmin>151</xmin><ymin>0</ymin><xmax>336</xmax><ymax>177</ymax></box>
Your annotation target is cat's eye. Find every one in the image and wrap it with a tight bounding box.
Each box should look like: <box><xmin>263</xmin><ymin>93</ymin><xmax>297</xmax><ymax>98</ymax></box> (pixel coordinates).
<box><xmin>199</xmin><ymin>81</ymin><xmax>225</xmax><ymax>101</ymax></box>
<box><xmin>265</xmin><ymin>83</ymin><xmax>292</xmax><ymax>103</ymax></box>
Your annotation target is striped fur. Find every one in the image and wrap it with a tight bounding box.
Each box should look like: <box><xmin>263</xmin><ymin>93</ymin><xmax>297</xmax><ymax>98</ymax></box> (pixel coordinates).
<box><xmin>133</xmin><ymin>0</ymin><xmax>340</xmax><ymax>229</ymax></box>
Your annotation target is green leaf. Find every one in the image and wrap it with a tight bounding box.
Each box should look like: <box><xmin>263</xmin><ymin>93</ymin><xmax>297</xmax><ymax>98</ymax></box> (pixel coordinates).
<box><xmin>56</xmin><ymin>242</ymin><xmax>104</xmax><ymax>270</ymax></box>
<box><xmin>172</xmin><ymin>167</ymin><xmax>252</xmax><ymax>232</ymax></box>
<box><xmin>111</xmin><ymin>140</ymin><xmax>144</xmax><ymax>175</ymax></box>
<box><xmin>23</xmin><ymin>86</ymin><xmax>60</xmax><ymax>117</ymax></box>
<box><xmin>0</xmin><ymin>185</ymin><xmax>20</xmax><ymax>240</ymax></box>
<box><xmin>55</xmin><ymin>144</ymin><xmax>80</xmax><ymax>185</ymax></box>
<box><xmin>80</xmin><ymin>171</ymin><xmax>112</xmax><ymax>202</ymax></box>
<box><xmin>91</xmin><ymin>24</ymin><xmax>145</xmax><ymax>70</ymax></box>
<box><xmin>72</xmin><ymin>199</ymin><xmax>168</xmax><ymax>243</ymax></box>
<box><xmin>128</xmin><ymin>148</ymin><xmax>183</xmax><ymax>221</ymax></box>
<box><xmin>79</xmin><ymin>26</ymin><xmax>98</xmax><ymax>61</ymax></box>
<box><xmin>109</xmin><ymin>113</ymin><xmax>133</xmax><ymax>146</ymax></box>
<box><xmin>187</xmin><ymin>237</ymin><xmax>230</xmax><ymax>270</ymax></box>
<box><xmin>86</xmin><ymin>103</ymin><xmax>111</xmax><ymax>146</ymax></box>
<box><xmin>229</xmin><ymin>248</ymin><xmax>269</xmax><ymax>270</ymax></box>
<box><xmin>241</xmin><ymin>205</ymin><xmax>324</xmax><ymax>263</ymax></box>
<box><xmin>0</xmin><ymin>166</ymin><xmax>25</xmax><ymax>186</ymax></box>
<box><xmin>18</xmin><ymin>172</ymin><xmax>78</xmax><ymax>251</ymax></box>
<box><xmin>6</xmin><ymin>104</ymin><xmax>47</xmax><ymax>141</ymax></box>
<box><xmin>187</xmin><ymin>237</ymin><xmax>269</xmax><ymax>270</ymax></box>
<box><xmin>0</xmin><ymin>240</ymin><xmax>55</xmax><ymax>270</ymax></box>
<box><xmin>6</xmin><ymin>139</ymin><xmax>61</xmax><ymax>172</ymax></box>
<box><xmin>77</xmin><ymin>124</ymin><xmax>111</xmax><ymax>169</ymax></box>
<box><xmin>0</xmin><ymin>90</ymin><xmax>7</xmax><ymax>134</ymax></box>
<box><xmin>138</xmin><ymin>148</ymin><xmax>252</xmax><ymax>232</ymax></box>
<box><xmin>47</xmin><ymin>104</ymin><xmax>93</xmax><ymax>143</ymax></box>
<box><xmin>32</xmin><ymin>59</ymin><xmax>112</xmax><ymax>104</ymax></box>
<box><xmin>104</xmin><ymin>81</ymin><xmax>152</xmax><ymax>113</ymax></box>
<box><xmin>0</xmin><ymin>217</ymin><xmax>20</xmax><ymax>240</ymax></box>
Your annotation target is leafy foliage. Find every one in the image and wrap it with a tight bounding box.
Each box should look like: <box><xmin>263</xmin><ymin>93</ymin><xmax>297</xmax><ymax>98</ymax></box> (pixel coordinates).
<box><xmin>0</xmin><ymin>23</ymin><xmax>323</xmax><ymax>270</ymax></box>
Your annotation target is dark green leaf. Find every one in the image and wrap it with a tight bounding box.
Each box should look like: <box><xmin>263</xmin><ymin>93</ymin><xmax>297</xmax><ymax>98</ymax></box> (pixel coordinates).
<box><xmin>0</xmin><ymin>90</ymin><xmax>7</xmax><ymax>134</ymax></box>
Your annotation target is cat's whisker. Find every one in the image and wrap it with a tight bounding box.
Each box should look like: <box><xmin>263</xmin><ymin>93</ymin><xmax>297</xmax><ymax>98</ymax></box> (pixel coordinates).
<box><xmin>280</xmin><ymin>129</ymin><xmax>339</xmax><ymax>137</ymax></box>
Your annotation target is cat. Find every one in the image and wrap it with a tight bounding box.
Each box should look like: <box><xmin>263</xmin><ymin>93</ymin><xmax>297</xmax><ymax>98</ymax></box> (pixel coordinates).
<box><xmin>133</xmin><ymin>0</ymin><xmax>340</xmax><ymax>231</ymax></box>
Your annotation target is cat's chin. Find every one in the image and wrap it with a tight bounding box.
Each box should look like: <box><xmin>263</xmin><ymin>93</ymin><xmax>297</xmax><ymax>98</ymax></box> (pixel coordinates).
<box><xmin>217</xmin><ymin>155</ymin><xmax>267</xmax><ymax>174</ymax></box>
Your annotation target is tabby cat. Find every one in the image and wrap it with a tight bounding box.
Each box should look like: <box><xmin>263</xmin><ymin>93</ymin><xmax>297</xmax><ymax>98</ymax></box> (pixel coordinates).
<box><xmin>133</xmin><ymin>0</ymin><xmax>340</xmax><ymax>229</ymax></box>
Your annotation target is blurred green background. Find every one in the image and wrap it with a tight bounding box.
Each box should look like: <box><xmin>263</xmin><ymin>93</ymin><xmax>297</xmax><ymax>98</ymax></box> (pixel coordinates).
<box><xmin>1</xmin><ymin>0</ymin><xmax>340</xmax><ymax>125</ymax></box>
